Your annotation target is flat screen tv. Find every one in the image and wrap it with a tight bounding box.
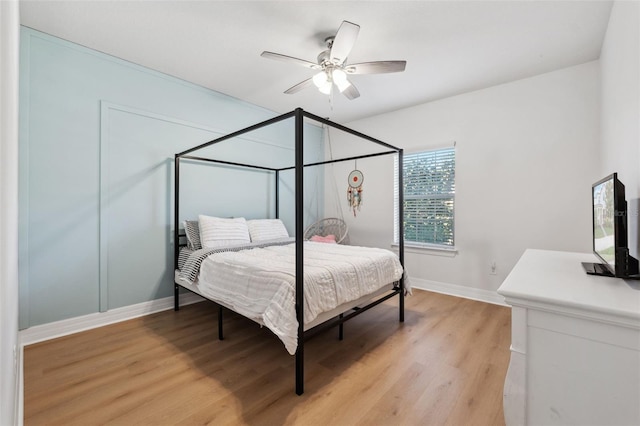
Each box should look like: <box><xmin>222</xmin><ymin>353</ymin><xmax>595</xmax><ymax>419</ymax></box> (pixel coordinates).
<box><xmin>583</xmin><ymin>173</ymin><xmax>639</xmax><ymax>278</ymax></box>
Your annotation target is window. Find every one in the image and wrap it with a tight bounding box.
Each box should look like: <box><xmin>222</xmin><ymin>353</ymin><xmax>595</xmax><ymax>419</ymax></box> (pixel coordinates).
<box><xmin>394</xmin><ymin>147</ymin><xmax>456</xmax><ymax>248</ymax></box>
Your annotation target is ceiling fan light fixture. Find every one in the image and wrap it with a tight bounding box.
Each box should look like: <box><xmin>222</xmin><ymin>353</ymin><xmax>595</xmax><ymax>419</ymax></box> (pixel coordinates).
<box><xmin>313</xmin><ymin>71</ymin><xmax>329</xmax><ymax>88</ymax></box>
<box><xmin>332</xmin><ymin>69</ymin><xmax>351</xmax><ymax>93</ymax></box>
<box><xmin>318</xmin><ymin>81</ymin><xmax>332</xmax><ymax>95</ymax></box>
<box><xmin>313</xmin><ymin>71</ymin><xmax>333</xmax><ymax>94</ymax></box>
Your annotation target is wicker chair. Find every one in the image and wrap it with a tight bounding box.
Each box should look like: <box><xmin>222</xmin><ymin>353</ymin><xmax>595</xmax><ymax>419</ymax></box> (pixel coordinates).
<box><xmin>303</xmin><ymin>217</ymin><xmax>349</xmax><ymax>244</ymax></box>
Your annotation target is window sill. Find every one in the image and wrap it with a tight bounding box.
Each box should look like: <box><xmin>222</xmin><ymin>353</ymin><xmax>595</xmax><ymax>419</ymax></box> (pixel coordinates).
<box><xmin>391</xmin><ymin>243</ymin><xmax>458</xmax><ymax>257</ymax></box>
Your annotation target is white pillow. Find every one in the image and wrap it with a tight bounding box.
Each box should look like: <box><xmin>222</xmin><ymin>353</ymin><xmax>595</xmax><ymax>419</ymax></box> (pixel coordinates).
<box><xmin>198</xmin><ymin>215</ymin><xmax>250</xmax><ymax>249</ymax></box>
<box><xmin>247</xmin><ymin>219</ymin><xmax>289</xmax><ymax>242</ymax></box>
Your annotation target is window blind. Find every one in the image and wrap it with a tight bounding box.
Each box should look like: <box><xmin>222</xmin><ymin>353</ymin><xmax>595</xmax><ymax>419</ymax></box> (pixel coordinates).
<box><xmin>394</xmin><ymin>147</ymin><xmax>456</xmax><ymax>247</ymax></box>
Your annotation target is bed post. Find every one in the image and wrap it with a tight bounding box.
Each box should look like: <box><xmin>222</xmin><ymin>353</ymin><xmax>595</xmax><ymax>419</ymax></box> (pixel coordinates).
<box><xmin>174</xmin><ymin>154</ymin><xmax>181</xmax><ymax>311</ymax></box>
<box><xmin>275</xmin><ymin>170</ymin><xmax>280</xmax><ymax>219</ymax></box>
<box><xmin>398</xmin><ymin>149</ymin><xmax>405</xmax><ymax>322</ymax></box>
<box><xmin>294</xmin><ymin>108</ymin><xmax>305</xmax><ymax>395</ymax></box>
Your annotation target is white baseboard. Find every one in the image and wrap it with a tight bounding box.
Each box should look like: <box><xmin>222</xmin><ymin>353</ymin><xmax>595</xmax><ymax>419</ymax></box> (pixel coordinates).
<box><xmin>19</xmin><ymin>292</ymin><xmax>204</xmax><ymax>347</ymax></box>
<box><xmin>409</xmin><ymin>277</ymin><xmax>508</xmax><ymax>307</ymax></box>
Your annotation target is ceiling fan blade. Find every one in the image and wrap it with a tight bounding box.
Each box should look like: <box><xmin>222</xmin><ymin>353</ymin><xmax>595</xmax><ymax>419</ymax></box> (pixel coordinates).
<box><xmin>345</xmin><ymin>61</ymin><xmax>407</xmax><ymax>75</ymax></box>
<box><xmin>330</xmin><ymin>21</ymin><xmax>360</xmax><ymax>65</ymax></box>
<box><xmin>284</xmin><ymin>78</ymin><xmax>314</xmax><ymax>94</ymax></box>
<box><xmin>342</xmin><ymin>80</ymin><xmax>360</xmax><ymax>100</ymax></box>
<box><xmin>261</xmin><ymin>51</ymin><xmax>322</xmax><ymax>70</ymax></box>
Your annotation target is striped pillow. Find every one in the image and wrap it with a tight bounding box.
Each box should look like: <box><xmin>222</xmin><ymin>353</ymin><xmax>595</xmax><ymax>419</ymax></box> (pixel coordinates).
<box><xmin>247</xmin><ymin>219</ymin><xmax>289</xmax><ymax>242</ymax></box>
<box><xmin>198</xmin><ymin>215</ymin><xmax>250</xmax><ymax>249</ymax></box>
<box><xmin>183</xmin><ymin>220</ymin><xmax>201</xmax><ymax>250</ymax></box>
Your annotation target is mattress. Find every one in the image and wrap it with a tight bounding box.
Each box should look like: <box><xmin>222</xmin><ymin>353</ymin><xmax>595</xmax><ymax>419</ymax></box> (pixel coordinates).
<box><xmin>176</xmin><ymin>240</ymin><xmax>404</xmax><ymax>354</ymax></box>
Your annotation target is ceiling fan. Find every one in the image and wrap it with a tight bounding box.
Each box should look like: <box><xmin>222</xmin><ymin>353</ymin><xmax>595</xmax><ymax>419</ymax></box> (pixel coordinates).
<box><xmin>261</xmin><ymin>20</ymin><xmax>406</xmax><ymax>100</ymax></box>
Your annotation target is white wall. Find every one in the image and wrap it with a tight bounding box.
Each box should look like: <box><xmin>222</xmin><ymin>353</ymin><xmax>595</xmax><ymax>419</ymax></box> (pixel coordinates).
<box><xmin>0</xmin><ymin>1</ymin><xmax>20</xmax><ymax>424</ymax></box>
<box><xmin>335</xmin><ymin>62</ymin><xmax>600</xmax><ymax>297</ymax></box>
<box><xmin>600</xmin><ymin>0</ymin><xmax>639</xmax><ymax>259</ymax></box>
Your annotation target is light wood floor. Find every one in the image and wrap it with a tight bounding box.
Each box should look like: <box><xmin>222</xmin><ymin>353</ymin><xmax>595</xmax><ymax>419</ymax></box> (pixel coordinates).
<box><xmin>24</xmin><ymin>290</ymin><xmax>511</xmax><ymax>425</ymax></box>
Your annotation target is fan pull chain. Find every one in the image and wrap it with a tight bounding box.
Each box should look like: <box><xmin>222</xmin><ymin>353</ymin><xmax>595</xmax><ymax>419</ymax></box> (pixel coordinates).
<box><xmin>328</xmin><ymin>86</ymin><xmax>335</xmax><ymax>112</ymax></box>
<box><xmin>325</xmin><ymin>125</ymin><xmax>346</xmax><ymax>223</ymax></box>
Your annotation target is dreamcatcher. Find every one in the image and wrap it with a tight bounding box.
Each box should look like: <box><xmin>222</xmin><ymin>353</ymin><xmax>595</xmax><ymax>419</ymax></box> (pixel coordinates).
<box><xmin>347</xmin><ymin>167</ymin><xmax>363</xmax><ymax>216</ymax></box>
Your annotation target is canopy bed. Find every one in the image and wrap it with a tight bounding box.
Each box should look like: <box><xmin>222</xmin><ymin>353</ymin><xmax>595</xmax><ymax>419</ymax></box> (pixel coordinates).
<box><xmin>173</xmin><ymin>108</ymin><xmax>406</xmax><ymax>395</ymax></box>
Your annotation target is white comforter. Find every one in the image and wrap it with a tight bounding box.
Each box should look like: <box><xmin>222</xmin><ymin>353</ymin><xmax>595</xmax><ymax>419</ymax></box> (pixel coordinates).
<box><xmin>197</xmin><ymin>241</ymin><xmax>404</xmax><ymax>354</ymax></box>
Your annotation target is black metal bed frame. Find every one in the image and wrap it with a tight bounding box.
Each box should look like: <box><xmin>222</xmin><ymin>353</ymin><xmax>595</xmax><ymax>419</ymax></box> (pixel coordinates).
<box><xmin>173</xmin><ymin>108</ymin><xmax>405</xmax><ymax>395</ymax></box>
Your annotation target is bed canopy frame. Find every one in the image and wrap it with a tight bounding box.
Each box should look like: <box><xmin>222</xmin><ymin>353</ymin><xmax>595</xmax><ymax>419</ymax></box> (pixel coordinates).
<box><xmin>173</xmin><ymin>108</ymin><xmax>405</xmax><ymax>395</ymax></box>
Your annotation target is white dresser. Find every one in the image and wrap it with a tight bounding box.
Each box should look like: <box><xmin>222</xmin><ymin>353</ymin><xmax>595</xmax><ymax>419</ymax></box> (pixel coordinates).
<box><xmin>498</xmin><ymin>249</ymin><xmax>640</xmax><ymax>426</ymax></box>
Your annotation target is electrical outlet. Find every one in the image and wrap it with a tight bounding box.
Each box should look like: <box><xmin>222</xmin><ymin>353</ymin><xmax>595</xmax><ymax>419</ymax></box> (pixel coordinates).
<box><xmin>490</xmin><ymin>261</ymin><xmax>497</xmax><ymax>275</ymax></box>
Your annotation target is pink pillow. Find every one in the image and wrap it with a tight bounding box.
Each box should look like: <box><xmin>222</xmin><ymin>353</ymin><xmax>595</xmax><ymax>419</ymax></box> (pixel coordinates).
<box><xmin>310</xmin><ymin>234</ymin><xmax>337</xmax><ymax>243</ymax></box>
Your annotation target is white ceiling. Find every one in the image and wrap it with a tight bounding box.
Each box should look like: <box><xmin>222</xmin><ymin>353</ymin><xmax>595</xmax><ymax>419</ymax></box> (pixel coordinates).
<box><xmin>20</xmin><ymin>0</ymin><xmax>613</xmax><ymax>123</ymax></box>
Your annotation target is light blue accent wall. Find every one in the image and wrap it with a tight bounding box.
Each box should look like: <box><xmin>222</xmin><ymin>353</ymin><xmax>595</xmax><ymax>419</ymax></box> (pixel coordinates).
<box><xmin>19</xmin><ymin>28</ymin><xmax>323</xmax><ymax>328</ymax></box>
